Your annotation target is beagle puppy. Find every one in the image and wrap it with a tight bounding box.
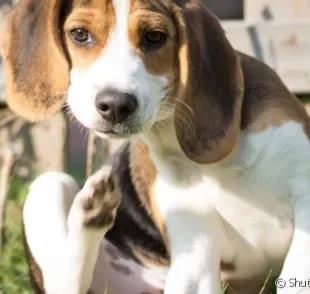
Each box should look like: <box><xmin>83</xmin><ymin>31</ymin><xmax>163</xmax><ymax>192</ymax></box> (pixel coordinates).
<box><xmin>2</xmin><ymin>0</ymin><xmax>310</xmax><ymax>293</ymax></box>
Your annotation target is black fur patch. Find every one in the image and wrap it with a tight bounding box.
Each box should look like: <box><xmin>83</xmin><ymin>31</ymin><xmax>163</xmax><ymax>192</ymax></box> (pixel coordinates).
<box><xmin>106</xmin><ymin>142</ymin><xmax>169</xmax><ymax>265</ymax></box>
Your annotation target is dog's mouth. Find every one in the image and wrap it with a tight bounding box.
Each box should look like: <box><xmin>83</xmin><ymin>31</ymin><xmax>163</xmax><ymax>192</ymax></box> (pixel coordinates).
<box><xmin>94</xmin><ymin>123</ymin><xmax>143</xmax><ymax>139</ymax></box>
<box><xmin>95</xmin><ymin>130</ymin><xmax>133</xmax><ymax>140</ymax></box>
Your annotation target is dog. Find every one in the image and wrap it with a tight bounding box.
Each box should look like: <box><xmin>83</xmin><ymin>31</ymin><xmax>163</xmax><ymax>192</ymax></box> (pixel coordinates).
<box><xmin>2</xmin><ymin>0</ymin><xmax>310</xmax><ymax>293</ymax></box>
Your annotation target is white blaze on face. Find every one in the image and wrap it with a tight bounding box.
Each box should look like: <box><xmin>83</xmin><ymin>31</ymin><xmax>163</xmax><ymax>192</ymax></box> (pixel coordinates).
<box><xmin>67</xmin><ymin>0</ymin><xmax>169</xmax><ymax>132</ymax></box>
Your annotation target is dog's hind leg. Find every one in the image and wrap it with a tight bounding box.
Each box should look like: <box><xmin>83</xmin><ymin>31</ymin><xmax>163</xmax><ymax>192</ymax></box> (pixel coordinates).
<box><xmin>23</xmin><ymin>171</ymin><xmax>80</xmax><ymax>293</ymax></box>
<box><xmin>22</xmin><ymin>168</ymin><xmax>120</xmax><ymax>294</ymax></box>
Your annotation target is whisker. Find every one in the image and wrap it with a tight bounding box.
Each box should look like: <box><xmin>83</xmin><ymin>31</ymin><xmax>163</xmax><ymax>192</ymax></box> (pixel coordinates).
<box><xmin>83</xmin><ymin>129</ymin><xmax>89</xmax><ymax>142</ymax></box>
<box><xmin>61</xmin><ymin>99</ymin><xmax>93</xmax><ymax>144</ymax></box>
<box><xmin>163</xmin><ymin>96</ymin><xmax>194</xmax><ymax>116</ymax></box>
<box><xmin>159</xmin><ymin>105</ymin><xmax>193</xmax><ymax>129</ymax></box>
<box><xmin>176</xmin><ymin>99</ymin><xmax>194</xmax><ymax>116</ymax></box>
<box><xmin>158</xmin><ymin>106</ymin><xmax>195</xmax><ymax>135</ymax></box>
<box><xmin>160</xmin><ymin>101</ymin><xmax>194</xmax><ymax>124</ymax></box>
<box><xmin>160</xmin><ymin>119</ymin><xmax>175</xmax><ymax>131</ymax></box>
<box><xmin>174</xmin><ymin>115</ymin><xmax>196</xmax><ymax>137</ymax></box>
<box><xmin>50</xmin><ymin>91</ymin><xmax>68</xmax><ymax>100</ymax></box>
<box><xmin>62</xmin><ymin>104</ymin><xmax>76</xmax><ymax>122</ymax></box>
<box><xmin>162</xmin><ymin>100</ymin><xmax>194</xmax><ymax>118</ymax></box>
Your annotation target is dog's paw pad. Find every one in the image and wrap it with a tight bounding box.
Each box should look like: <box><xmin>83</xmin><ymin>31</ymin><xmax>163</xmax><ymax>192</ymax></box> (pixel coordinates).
<box><xmin>69</xmin><ymin>167</ymin><xmax>120</xmax><ymax>230</ymax></box>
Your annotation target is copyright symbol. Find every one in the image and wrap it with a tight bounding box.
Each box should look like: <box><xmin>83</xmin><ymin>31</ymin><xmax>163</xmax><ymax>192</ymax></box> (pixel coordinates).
<box><xmin>275</xmin><ymin>278</ymin><xmax>286</xmax><ymax>288</ymax></box>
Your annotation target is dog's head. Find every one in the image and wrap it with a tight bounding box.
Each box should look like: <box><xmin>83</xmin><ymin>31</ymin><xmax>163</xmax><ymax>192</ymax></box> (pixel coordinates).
<box><xmin>1</xmin><ymin>0</ymin><xmax>243</xmax><ymax>164</ymax></box>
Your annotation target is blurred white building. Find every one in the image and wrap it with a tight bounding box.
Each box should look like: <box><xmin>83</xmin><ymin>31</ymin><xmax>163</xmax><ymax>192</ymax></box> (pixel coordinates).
<box><xmin>205</xmin><ymin>0</ymin><xmax>310</xmax><ymax>94</ymax></box>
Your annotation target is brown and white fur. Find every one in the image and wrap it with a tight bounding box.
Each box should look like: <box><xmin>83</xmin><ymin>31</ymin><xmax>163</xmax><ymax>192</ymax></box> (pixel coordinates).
<box><xmin>1</xmin><ymin>0</ymin><xmax>310</xmax><ymax>293</ymax></box>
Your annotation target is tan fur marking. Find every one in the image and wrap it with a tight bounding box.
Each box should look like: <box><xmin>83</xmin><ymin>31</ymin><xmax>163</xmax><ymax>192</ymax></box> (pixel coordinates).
<box><xmin>130</xmin><ymin>139</ymin><xmax>169</xmax><ymax>252</ymax></box>
<box><xmin>64</xmin><ymin>1</ymin><xmax>115</xmax><ymax>69</ymax></box>
<box><xmin>128</xmin><ymin>1</ymin><xmax>177</xmax><ymax>76</ymax></box>
<box><xmin>246</xmin><ymin>104</ymin><xmax>310</xmax><ymax>133</ymax></box>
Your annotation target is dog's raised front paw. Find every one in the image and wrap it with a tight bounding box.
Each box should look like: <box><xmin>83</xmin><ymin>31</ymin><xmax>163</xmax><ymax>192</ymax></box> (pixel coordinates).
<box><xmin>68</xmin><ymin>166</ymin><xmax>120</xmax><ymax>231</ymax></box>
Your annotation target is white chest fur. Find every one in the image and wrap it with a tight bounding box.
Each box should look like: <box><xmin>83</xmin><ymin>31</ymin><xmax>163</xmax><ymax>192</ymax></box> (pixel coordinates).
<box><xmin>141</xmin><ymin>121</ymin><xmax>310</xmax><ymax>283</ymax></box>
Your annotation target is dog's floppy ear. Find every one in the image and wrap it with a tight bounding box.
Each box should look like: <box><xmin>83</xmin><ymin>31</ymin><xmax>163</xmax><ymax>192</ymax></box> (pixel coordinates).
<box><xmin>174</xmin><ymin>0</ymin><xmax>244</xmax><ymax>164</ymax></box>
<box><xmin>0</xmin><ymin>0</ymin><xmax>69</xmax><ymax>121</ymax></box>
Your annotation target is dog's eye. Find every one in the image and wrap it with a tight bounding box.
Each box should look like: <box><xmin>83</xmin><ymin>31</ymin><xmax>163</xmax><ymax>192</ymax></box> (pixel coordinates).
<box><xmin>142</xmin><ymin>30</ymin><xmax>167</xmax><ymax>51</ymax></box>
<box><xmin>69</xmin><ymin>28</ymin><xmax>92</xmax><ymax>45</ymax></box>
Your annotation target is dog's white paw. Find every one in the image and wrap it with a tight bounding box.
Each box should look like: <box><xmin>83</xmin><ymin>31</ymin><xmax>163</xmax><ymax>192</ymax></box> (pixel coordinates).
<box><xmin>68</xmin><ymin>166</ymin><xmax>120</xmax><ymax>231</ymax></box>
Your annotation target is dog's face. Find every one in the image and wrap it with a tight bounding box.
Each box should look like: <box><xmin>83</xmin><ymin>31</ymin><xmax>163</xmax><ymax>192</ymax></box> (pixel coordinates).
<box><xmin>2</xmin><ymin>0</ymin><xmax>243</xmax><ymax>163</ymax></box>
<box><xmin>64</xmin><ymin>0</ymin><xmax>177</xmax><ymax>136</ymax></box>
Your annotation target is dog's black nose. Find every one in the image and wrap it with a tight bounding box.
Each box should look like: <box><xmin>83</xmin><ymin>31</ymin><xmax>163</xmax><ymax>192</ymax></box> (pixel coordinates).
<box><xmin>95</xmin><ymin>89</ymin><xmax>138</xmax><ymax>124</ymax></box>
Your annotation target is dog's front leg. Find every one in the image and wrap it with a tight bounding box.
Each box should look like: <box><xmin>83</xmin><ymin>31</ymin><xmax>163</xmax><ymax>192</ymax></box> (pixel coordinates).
<box><xmin>44</xmin><ymin>167</ymin><xmax>120</xmax><ymax>294</ymax></box>
<box><xmin>277</xmin><ymin>191</ymin><xmax>310</xmax><ymax>294</ymax></box>
<box><xmin>277</xmin><ymin>179</ymin><xmax>310</xmax><ymax>294</ymax></box>
<box><xmin>155</xmin><ymin>181</ymin><xmax>221</xmax><ymax>294</ymax></box>
<box><xmin>164</xmin><ymin>212</ymin><xmax>221</xmax><ymax>294</ymax></box>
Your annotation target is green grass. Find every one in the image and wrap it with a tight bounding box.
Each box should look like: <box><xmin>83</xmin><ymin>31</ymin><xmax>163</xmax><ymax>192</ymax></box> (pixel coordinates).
<box><xmin>0</xmin><ymin>181</ymin><xmax>32</xmax><ymax>294</ymax></box>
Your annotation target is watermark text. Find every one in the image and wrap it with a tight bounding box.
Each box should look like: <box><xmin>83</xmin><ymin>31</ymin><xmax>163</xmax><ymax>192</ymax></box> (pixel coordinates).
<box><xmin>275</xmin><ymin>278</ymin><xmax>310</xmax><ymax>289</ymax></box>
